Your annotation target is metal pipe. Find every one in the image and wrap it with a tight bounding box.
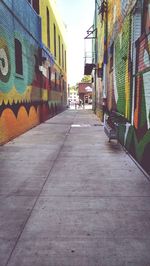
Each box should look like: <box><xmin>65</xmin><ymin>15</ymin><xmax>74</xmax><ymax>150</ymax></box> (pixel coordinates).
<box><xmin>94</xmin><ymin>0</ymin><xmax>98</xmax><ymax>113</ymax></box>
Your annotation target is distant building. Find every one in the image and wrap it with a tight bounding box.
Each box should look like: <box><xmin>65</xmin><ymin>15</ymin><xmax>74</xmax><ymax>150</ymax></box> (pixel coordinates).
<box><xmin>68</xmin><ymin>86</ymin><xmax>79</xmax><ymax>104</ymax></box>
<box><xmin>78</xmin><ymin>83</ymin><xmax>92</xmax><ymax>104</ymax></box>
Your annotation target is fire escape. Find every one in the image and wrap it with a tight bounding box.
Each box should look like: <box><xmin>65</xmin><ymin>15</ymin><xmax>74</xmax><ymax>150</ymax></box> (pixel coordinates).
<box><xmin>84</xmin><ymin>25</ymin><xmax>97</xmax><ymax>75</ymax></box>
<box><xmin>84</xmin><ymin>0</ymin><xmax>107</xmax><ymax>76</ymax></box>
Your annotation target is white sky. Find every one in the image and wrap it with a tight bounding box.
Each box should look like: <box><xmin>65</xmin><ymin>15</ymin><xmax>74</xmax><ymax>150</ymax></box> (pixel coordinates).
<box><xmin>56</xmin><ymin>0</ymin><xmax>95</xmax><ymax>86</ymax></box>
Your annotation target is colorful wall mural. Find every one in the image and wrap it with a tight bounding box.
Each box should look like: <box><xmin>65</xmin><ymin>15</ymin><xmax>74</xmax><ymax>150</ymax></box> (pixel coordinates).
<box><xmin>95</xmin><ymin>0</ymin><xmax>150</xmax><ymax>174</ymax></box>
<box><xmin>0</xmin><ymin>0</ymin><xmax>67</xmax><ymax>145</ymax></box>
<box><xmin>39</xmin><ymin>0</ymin><xmax>67</xmax><ymax>110</ymax></box>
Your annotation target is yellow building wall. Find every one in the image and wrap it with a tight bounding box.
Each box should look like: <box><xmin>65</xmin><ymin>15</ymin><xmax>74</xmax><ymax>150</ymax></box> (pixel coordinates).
<box><xmin>39</xmin><ymin>0</ymin><xmax>67</xmax><ymax>75</ymax></box>
<box><xmin>97</xmin><ymin>15</ymin><xmax>104</xmax><ymax>68</ymax></box>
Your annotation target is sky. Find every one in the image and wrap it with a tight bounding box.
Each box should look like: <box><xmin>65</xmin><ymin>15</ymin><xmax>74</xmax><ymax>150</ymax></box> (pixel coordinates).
<box><xmin>56</xmin><ymin>0</ymin><xmax>95</xmax><ymax>86</ymax></box>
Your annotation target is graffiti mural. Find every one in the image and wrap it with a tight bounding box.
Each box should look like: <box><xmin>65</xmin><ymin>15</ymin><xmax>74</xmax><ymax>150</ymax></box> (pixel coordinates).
<box><xmin>113</xmin><ymin>0</ymin><xmax>150</xmax><ymax>174</ymax></box>
<box><xmin>96</xmin><ymin>0</ymin><xmax>150</xmax><ymax>174</ymax></box>
<box><xmin>114</xmin><ymin>14</ymin><xmax>132</xmax><ymax>120</ymax></box>
<box><xmin>131</xmin><ymin>0</ymin><xmax>150</xmax><ymax>173</ymax></box>
<box><xmin>0</xmin><ymin>0</ymin><xmax>67</xmax><ymax>145</ymax></box>
<box><xmin>121</xmin><ymin>0</ymin><xmax>137</xmax><ymax>17</ymax></box>
<box><xmin>116</xmin><ymin>0</ymin><xmax>150</xmax><ymax>174</ymax></box>
<box><xmin>0</xmin><ymin>0</ymin><xmax>41</xmax><ymax>144</ymax></box>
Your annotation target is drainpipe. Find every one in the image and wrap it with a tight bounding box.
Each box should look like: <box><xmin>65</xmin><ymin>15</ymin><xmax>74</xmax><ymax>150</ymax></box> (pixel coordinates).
<box><xmin>102</xmin><ymin>0</ymin><xmax>108</xmax><ymax>122</ymax></box>
<box><xmin>94</xmin><ymin>0</ymin><xmax>98</xmax><ymax>114</ymax></box>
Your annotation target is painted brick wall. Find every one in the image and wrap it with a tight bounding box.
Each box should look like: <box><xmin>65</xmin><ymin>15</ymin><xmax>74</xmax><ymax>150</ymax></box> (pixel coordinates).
<box><xmin>39</xmin><ymin>0</ymin><xmax>67</xmax><ymax>109</ymax></box>
<box><xmin>96</xmin><ymin>0</ymin><xmax>150</xmax><ymax>174</ymax></box>
<box><xmin>0</xmin><ymin>0</ymin><xmax>67</xmax><ymax>145</ymax></box>
<box><xmin>0</xmin><ymin>0</ymin><xmax>41</xmax><ymax>144</ymax></box>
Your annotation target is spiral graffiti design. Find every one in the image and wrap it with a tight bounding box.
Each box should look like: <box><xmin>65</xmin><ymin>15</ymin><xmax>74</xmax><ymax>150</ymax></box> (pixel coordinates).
<box><xmin>0</xmin><ymin>39</ymin><xmax>11</xmax><ymax>83</ymax></box>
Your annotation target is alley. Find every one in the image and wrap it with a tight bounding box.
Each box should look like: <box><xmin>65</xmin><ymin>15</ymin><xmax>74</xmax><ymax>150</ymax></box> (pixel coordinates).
<box><xmin>0</xmin><ymin>109</ymin><xmax>150</xmax><ymax>266</ymax></box>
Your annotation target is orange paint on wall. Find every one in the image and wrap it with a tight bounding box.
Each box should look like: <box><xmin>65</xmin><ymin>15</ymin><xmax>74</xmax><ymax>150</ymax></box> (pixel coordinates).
<box><xmin>0</xmin><ymin>106</ymin><xmax>40</xmax><ymax>144</ymax></box>
<box><xmin>17</xmin><ymin>106</ymin><xmax>39</xmax><ymax>131</ymax></box>
<box><xmin>29</xmin><ymin>106</ymin><xmax>40</xmax><ymax>125</ymax></box>
<box><xmin>0</xmin><ymin>109</ymin><xmax>18</xmax><ymax>143</ymax></box>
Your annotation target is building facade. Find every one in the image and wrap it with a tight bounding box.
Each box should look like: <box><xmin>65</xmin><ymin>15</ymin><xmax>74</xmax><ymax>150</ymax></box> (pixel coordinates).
<box><xmin>68</xmin><ymin>86</ymin><xmax>79</xmax><ymax>104</ymax></box>
<box><xmin>78</xmin><ymin>83</ymin><xmax>92</xmax><ymax>104</ymax></box>
<box><xmin>92</xmin><ymin>0</ymin><xmax>150</xmax><ymax>174</ymax></box>
<box><xmin>0</xmin><ymin>0</ymin><xmax>67</xmax><ymax>144</ymax></box>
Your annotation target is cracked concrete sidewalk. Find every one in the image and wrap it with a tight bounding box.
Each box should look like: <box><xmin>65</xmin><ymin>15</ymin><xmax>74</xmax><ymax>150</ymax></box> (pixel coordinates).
<box><xmin>0</xmin><ymin>109</ymin><xmax>150</xmax><ymax>266</ymax></box>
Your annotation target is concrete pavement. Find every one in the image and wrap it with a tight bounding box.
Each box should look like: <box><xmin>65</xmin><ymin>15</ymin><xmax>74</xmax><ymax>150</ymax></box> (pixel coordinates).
<box><xmin>0</xmin><ymin>108</ymin><xmax>150</xmax><ymax>266</ymax></box>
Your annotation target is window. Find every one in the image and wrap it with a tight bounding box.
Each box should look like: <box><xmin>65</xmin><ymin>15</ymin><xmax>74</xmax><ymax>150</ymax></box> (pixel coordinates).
<box><xmin>54</xmin><ymin>24</ymin><xmax>56</xmax><ymax>58</ymax></box>
<box><xmin>32</xmin><ymin>0</ymin><xmax>39</xmax><ymax>14</ymax></box>
<box><xmin>48</xmin><ymin>67</ymin><xmax>51</xmax><ymax>86</ymax></box>
<box><xmin>55</xmin><ymin>72</ymin><xmax>57</xmax><ymax>90</ymax></box>
<box><xmin>47</xmin><ymin>7</ymin><xmax>50</xmax><ymax>49</ymax></box>
<box><xmin>15</xmin><ymin>39</ymin><xmax>23</xmax><ymax>75</ymax></box>
<box><xmin>58</xmin><ymin>35</ymin><xmax>61</xmax><ymax>65</ymax></box>
<box><xmin>28</xmin><ymin>0</ymin><xmax>39</xmax><ymax>14</ymax></box>
<box><xmin>65</xmin><ymin>50</ymin><xmax>66</xmax><ymax>71</ymax></box>
<box><xmin>59</xmin><ymin>75</ymin><xmax>61</xmax><ymax>91</ymax></box>
<box><xmin>62</xmin><ymin>44</ymin><xmax>64</xmax><ymax>69</ymax></box>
